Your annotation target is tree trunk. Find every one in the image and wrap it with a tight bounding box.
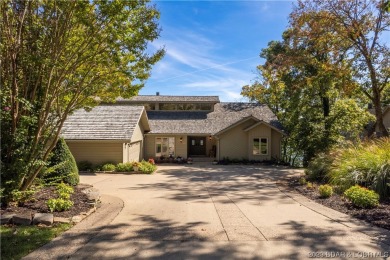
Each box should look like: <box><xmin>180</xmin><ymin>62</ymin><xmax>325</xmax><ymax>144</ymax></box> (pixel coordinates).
<box><xmin>372</xmin><ymin>93</ymin><xmax>389</xmax><ymax>137</ymax></box>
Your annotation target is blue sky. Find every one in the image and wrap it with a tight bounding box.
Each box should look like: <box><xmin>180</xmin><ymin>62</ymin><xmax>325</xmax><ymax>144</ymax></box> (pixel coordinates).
<box><xmin>143</xmin><ymin>1</ymin><xmax>295</xmax><ymax>101</ymax></box>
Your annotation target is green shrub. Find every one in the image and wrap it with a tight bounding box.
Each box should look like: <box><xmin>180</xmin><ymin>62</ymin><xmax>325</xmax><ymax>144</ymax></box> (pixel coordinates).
<box><xmin>43</xmin><ymin>138</ymin><xmax>79</xmax><ymax>186</ymax></box>
<box><xmin>305</xmin><ymin>153</ymin><xmax>333</xmax><ymax>182</ymax></box>
<box><xmin>46</xmin><ymin>198</ymin><xmax>74</xmax><ymax>212</ymax></box>
<box><xmin>56</xmin><ymin>183</ymin><xmax>74</xmax><ymax>200</ymax></box>
<box><xmin>139</xmin><ymin>160</ymin><xmax>157</xmax><ymax>174</ymax></box>
<box><xmin>318</xmin><ymin>184</ymin><xmax>333</xmax><ymax>198</ymax></box>
<box><xmin>45</xmin><ymin>183</ymin><xmax>74</xmax><ymax>212</ymax></box>
<box><xmin>77</xmin><ymin>161</ymin><xmax>94</xmax><ymax>172</ymax></box>
<box><xmin>299</xmin><ymin>177</ymin><xmax>307</xmax><ymax>185</ymax></box>
<box><xmin>115</xmin><ymin>162</ymin><xmax>133</xmax><ymax>172</ymax></box>
<box><xmin>329</xmin><ymin>138</ymin><xmax>390</xmax><ymax>199</ymax></box>
<box><xmin>56</xmin><ymin>182</ymin><xmax>74</xmax><ymax>195</ymax></box>
<box><xmin>344</xmin><ymin>185</ymin><xmax>379</xmax><ymax>208</ymax></box>
<box><xmin>10</xmin><ymin>190</ymin><xmax>36</xmax><ymax>206</ymax></box>
<box><xmin>101</xmin><ymin>163</ymin><xmax>116</xmax><ymax>172</ymax></box>
<box><xmin>306</xmin><ymin>182</ymin><xmax>314</xmax><ymax>189</ymax></box>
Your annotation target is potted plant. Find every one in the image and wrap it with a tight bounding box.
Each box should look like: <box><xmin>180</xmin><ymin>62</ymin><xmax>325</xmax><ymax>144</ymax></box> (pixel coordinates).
<box><xmin>187</xmin><ymin>157</ymin><xmax>193</xmax><ymax>164</ymax></box>
<box><xmin>132</xmin><ymin>161</ymin><xmax>141</xmax><ymax>171</ymax></box>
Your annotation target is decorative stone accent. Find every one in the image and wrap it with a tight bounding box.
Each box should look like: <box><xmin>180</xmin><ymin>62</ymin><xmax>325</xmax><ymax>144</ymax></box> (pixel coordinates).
<box><xmin>54</xmin><ymin>217</ymin><xmax>71</xmax><ymax>224</ymax></box>
<box><xmin>82</xmin><ymin>188</ymin><xmax>100</xmax><ymax>202</ymax></box>
<box><xmin>71</xmin><ymin>215</ymin><xmax>84</xmax><ymax>223</ymax></box>
<box><xmin>33</xmin><ymin>213</ymin><xmax>54</xmax><ymax>226</ymax></box>
<box><xmin>13</xmin><ymin>213</ymin><xmax>32</xmax><ymax>226</ymax></box>
<box><xmin>0</xmin><ymin>214</ymin><xmax>16</xmax><ymax>224</ymax></box>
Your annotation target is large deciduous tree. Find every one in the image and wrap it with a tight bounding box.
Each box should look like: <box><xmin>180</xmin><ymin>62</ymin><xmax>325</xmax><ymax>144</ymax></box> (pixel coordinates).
<box><xmin>0</xmin><ymin>0</ymin><xmax>164</xmax><ymax>197</ymax></box>
<box><xmin>291</xmin><ymin>0</ymin><xmax>390</xmax><ymax>137</ymax></box>
<box><xmin>242</xmin><ymin>34</ymin><xmax>373</xmax><ymax>166</ymax></box>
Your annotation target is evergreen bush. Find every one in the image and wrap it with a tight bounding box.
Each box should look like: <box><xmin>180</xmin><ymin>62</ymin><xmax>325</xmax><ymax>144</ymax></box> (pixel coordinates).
<box><xmin>318</xmin><ymin>184</ymin><xmax>333</xmax><ymax>198</ymax></box>
<box><xmin>77</xmin><ymin>161</ymin><xmax>94</xmax><ymax>172</ymax></box>
<box><xmin>344</xmin><ymin>185</ymin><xmax>379</xmax><ymax>208</ymax></box>
<box><xmin>43</xmin><ymin>138</ymin><xmax>79</xmax><ymax>186</ymax></box>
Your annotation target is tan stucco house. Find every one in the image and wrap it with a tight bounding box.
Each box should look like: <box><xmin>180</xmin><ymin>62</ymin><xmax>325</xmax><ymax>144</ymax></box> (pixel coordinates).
<box><xmin>62</xmin><ymin>95</ymin><xmax>284</xmax><ymax>164</ymax></box>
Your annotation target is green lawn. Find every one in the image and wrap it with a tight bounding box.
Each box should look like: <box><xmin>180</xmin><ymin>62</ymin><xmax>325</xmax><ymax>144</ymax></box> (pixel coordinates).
<box><xmin>0</xmin><ymin>223</ymin><xmax>72</xmax><ymax>260</ymax></box>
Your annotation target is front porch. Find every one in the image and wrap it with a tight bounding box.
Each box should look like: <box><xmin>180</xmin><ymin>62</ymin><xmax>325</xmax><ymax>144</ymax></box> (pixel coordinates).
<box><xmin>144</xmin><ymin>134</ymin><xmax>217</xmax><ymax>160</ymax></box>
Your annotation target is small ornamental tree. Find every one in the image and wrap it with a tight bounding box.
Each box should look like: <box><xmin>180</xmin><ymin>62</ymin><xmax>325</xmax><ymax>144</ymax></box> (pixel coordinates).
<box><xmin>43</xmin><ymin>138</ymin><xmax>79</xmax><ymax>186</ymax></box>
<box><xmin>0</xmin><ymin>0</ymin><xmax>164</xmax><ymax>200</ymax></box>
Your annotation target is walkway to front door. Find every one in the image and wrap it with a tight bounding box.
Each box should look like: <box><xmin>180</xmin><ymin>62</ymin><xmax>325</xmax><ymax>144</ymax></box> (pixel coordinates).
<box><xmin>188</xmin><ymin>136</ymin><xmax>206</xmax><ymax>156</ymax></box>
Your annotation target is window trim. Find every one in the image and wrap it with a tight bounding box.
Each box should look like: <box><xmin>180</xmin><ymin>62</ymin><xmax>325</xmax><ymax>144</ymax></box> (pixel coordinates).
<box><xmin>253</xmin><ymin>137</ymin><xmax>268</xmax><ymax>156</ymax></box>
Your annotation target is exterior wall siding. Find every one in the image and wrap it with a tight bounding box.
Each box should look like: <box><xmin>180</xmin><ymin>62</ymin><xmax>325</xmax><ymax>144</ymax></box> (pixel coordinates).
<box><xmin>218</xmin><ymin>119</ymin><xmax>256</xmax><ymax>160</ymax></box>
<box><xmin>131</xmin><ymin>122</ymin><xmax>144</xmax><ymax>142</ymax></box>
<box><xmin>217</xmin><ymin>121</ymin><xmax>282</xmax><ymax>161</ymax></box>
<box><xmin>271</xmin><ymin>129</ymin><xmax>282</xmax><ymax>160</ymax></box>
<box><xmin>175</xmin><ymin>136</ymin><xmax>187</xmax><ymax>158</ymax></box>
<box><xmin>66</xmin><ymin>141</ymin><xmax>123</xmax><ymax>165</ymax></box>
<box><xmin>124</xmin><ymin>141</ymin><xmax>141</xmax><ymax>162</ymax></box>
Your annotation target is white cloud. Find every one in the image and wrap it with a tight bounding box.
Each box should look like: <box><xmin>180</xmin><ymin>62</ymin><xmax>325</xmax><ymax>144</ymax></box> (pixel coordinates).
<box><xmin>145</xmin><ymin>26</ymin><xmax>260</xmax><ymax>101</ymax></box>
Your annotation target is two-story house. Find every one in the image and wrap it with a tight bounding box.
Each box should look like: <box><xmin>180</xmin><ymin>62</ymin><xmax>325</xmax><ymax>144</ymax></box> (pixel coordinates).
<box><xmin>62</xmin><ymin>94</ymin><xmax>284</xmax><ymax>165</ymax></box>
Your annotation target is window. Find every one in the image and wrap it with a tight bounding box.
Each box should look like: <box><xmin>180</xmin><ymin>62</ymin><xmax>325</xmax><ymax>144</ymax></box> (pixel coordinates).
<box><xmin>156</xmin><ymin>137</ymin><xmax>175</xmax><ymax>157</ymax></box>
<box><xmin>159</xmin><ymin>103</ymin><xmax>213</xmax><ymax>111</ymax></box>
<box><xmin>253</xmin><ymin>138</ymin><xmax>268</xmax><ymax>155</ymax></box>
<box><xmin>143</xmin><ymin>103</ymin><xmax>155</xmax><ymax>111</ymax></box>
<box><xmin>159</xmin><ymin>103</ymin><xmax>177</xmax><ymax>110</ymax></box>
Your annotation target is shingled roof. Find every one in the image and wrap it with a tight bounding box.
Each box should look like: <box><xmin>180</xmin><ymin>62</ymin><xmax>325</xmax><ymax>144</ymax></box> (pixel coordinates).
<box><xmin>62</xmin><ymin>105</ymin><xmax>147</xmax><ymax>140</ymax></box>
<box><xmin>117</xmin><ymin>95</ymin><xmax>220</xmax><ymax>103</ymax></box>
<box><xmin>147</xmin><ymin>102</ymin><xmax>283</xmax><ymax>134</ymax></box>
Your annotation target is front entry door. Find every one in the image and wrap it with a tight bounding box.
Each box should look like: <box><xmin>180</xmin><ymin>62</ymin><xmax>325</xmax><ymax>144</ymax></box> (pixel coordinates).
<box><xmin>188</xmin><ymin>136</ymin><xmax>206</xmax><ymax>156</ymax></box>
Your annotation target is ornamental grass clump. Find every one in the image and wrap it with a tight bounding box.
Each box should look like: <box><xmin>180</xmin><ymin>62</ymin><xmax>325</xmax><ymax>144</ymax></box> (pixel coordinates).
<box><xmin>305</xmin><ymin>152</ymin><xmax>333</xmax><ymax>182</ymax></box>
<box><xmin>318</xmin><ymin>184</ymin><xmax>333</xmax><ymax>198</ymax></box>
<box><xmin>299</xmin><ymin>177</ymin><xmax>307</xmax><ymax>185</ymax></box>
<box><xmin>344</xmin><ymin>185</ymin><xmax>379</xmax><ymax>208</ymax></box>
<box><xmin>328</xmin><ymin>138</ymin><xmax>390</xmax><ymax>199</ymax></box>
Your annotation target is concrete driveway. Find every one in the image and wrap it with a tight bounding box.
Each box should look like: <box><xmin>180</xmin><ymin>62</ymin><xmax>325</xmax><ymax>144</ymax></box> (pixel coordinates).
<box><xmin>31</xmin><ymin>165</ymin><xmax>390</xmax><ymax>259</ymax></box>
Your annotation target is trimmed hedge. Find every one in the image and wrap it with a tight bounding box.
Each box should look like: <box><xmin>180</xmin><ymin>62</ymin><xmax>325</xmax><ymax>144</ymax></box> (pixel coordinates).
<box><xmin>318</xmin><ymin>184</ymin><xmax>333</xmax><ymax>198</ymax></box>
<box><xmin>344</xmin><ymin>185</ymin><xmax>379</xmax><ymax>208</ymax></box>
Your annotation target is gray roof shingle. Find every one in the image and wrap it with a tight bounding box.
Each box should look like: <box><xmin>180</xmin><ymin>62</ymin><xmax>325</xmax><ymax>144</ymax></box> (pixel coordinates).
<box><xmin>147</xmin><ymin>102</ymin><xmax>283</xmax><ymax>134</ymax></box>
<box><xmin>62</xmin><ymin>105</ymin><xmax>145</xmax><ymax>140</ymax></box>
<box><xmin>117</xmin><ymin>95</ymin><xmax>220</xmax><ymax>103</ymax></box>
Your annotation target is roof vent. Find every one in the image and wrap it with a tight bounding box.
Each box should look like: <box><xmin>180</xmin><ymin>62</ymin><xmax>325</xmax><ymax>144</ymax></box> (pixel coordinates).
<box><xmin>156</xmin><ymin>92</ymin><xmax>160</xmax><ymax>96</ymax></box>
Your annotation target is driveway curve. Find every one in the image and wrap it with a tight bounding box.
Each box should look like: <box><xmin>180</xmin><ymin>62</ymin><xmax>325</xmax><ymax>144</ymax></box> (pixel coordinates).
<box><xmin>38</xmin><ymin>165</ymin><xmax>390</xmax><ymax>259</ymax></box>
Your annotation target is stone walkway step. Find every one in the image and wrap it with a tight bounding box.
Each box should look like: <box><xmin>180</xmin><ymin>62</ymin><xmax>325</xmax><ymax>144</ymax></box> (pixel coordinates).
<box><xmin>22</xmin><ymin>194</ymin><xmax>124</xmax><ymax>260</ymax></box>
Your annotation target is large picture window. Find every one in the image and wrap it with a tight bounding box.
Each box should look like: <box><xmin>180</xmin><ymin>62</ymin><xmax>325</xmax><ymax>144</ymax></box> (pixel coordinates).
<box><xmin>156</xmin><ymin>137</ymin><xmax>175</xmax><ymax>157</ymax></box>
<box><xmin>253</xmin><ymin>138</ymin><xmax>268</xmax><ymax>155</ymax></box>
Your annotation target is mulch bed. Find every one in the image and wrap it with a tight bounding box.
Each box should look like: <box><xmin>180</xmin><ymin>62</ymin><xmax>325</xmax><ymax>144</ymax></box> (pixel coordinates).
<box><xmin>288</xmin><ymin>176</ymin><xmax>390</xmax><ymax>230</ymax></box>
<box><xmin>0</xmin><ymin>184</ymin><xmax>94</xmax><ymax>218</ymax></box>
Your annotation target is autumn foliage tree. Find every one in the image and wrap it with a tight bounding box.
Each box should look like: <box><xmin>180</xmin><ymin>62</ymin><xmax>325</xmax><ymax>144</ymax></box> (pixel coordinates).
<box><xmin>242</xmin><ymin>1</ymin><xmax>389</xmax><ymax>165</ymax></box>
<box><xmin>0</xmin><ymin>0</ymin><xmax>164</xmax><ymax>198</ymax></box>
<box><xmin>291</xmin><ymin>0</ymin><xmax>390</xmax><ymax>137</ymax></box>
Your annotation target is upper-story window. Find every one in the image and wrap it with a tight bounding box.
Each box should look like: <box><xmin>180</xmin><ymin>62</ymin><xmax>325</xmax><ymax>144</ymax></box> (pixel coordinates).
<box><xmin>159</xmin><ymin>103</ymin><xmax>213</xmax><ymax>111</ymax></box>
<box><xmin>143</xmin><ymin>103</ymin><xmax>155</xmax><ymax>111</ymax></box>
